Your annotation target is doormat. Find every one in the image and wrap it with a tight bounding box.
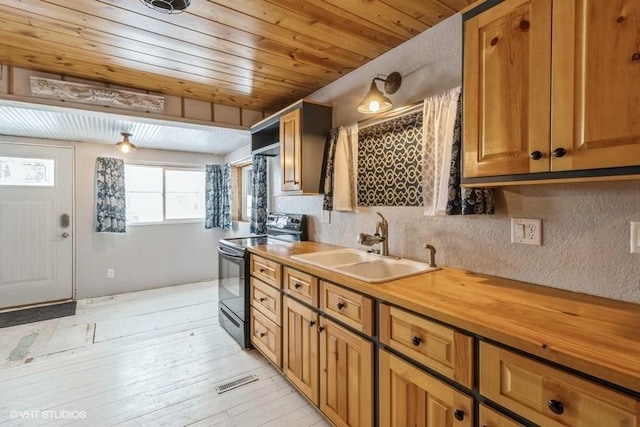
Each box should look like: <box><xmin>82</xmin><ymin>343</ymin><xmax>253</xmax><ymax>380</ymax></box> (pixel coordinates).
<box><xmin>0</xmin><ymin>301</ymin><xmax>77</xmax><ymax>329</ymax></box>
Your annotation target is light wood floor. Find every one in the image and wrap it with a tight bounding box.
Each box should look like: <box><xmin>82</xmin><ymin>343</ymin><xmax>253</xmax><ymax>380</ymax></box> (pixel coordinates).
<box><xmin>0</xmin><ymin>281</ymin><xmax>330</xmax><ymax>427</ymax></box>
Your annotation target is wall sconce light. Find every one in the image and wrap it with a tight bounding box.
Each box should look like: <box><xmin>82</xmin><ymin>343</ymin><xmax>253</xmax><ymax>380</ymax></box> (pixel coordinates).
<box><xmin>140</xmin><ymin>0</ymin><xmax>191</xmax><ymax>14</ymax></box>
<box><xmin>115</xmin><ymin>132</ymin><xmax>137</xmax><ymax>153</ymax></box>
<box><xmin>357</xmin><ymin>72</ymin><xmax>402</xmax><ymax>114</ymax></box>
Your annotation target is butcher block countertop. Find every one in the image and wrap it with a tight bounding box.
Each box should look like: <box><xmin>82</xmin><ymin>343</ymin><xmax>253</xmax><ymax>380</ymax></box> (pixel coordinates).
<box><xmin>249</xmin><ymin>241</ymin><xmax>640</xmax><ymax>394</ymax></box>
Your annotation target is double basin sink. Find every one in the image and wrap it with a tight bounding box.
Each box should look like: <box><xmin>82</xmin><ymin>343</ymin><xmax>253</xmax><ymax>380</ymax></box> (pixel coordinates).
<box><xmin>291</xmin><ymin>248</ymin><xmax>438</xmax><ymax>283</ymax></box>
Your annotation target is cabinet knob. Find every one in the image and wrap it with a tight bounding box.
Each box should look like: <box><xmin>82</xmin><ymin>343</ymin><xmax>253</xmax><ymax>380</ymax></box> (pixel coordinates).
<box><xmin>336</xmin><ymin>302</ymin><xmax>345</xmax><ymax>310</ymax></box>
<box><xmin>552</xmin><ymin>147</ymin><xmax>567</xmax><ymax>158</ymax></box>
<box><xmin>318</xmin><ymin>326</ymin><xmax>325</xmax><ymax>333</ymax></box>
<box><xmin>294</xmin><ymin>283</ymin><xmax>301</xmax><ymax>289</ymax></box>
<box><xmin>519</xmin><ymin>20</ymin><xmax>530</xmax><ymax>30</ymax></box>
<box><xmin>259</xmin><ymin>297</ymin><xmax>266</xmax><ymax>302</ymax></box>
<box><xmin>632</xmin><ymin>52</ymin><xmax>640</xmax><ymax>61</ymax></box>
<box><xmin>490</xmin><ymin>37</ymin><xmax>499</xmax><ymax>46</ymax></box>
<box><xmin>547</xmin><ymin>399</ymin><xmax>564</xmax><ymax>415</ymax></box>
<box><xmin>453</xmin><ymin>409</ymin><xmax>465</xmax><ymax>421</ymax></box>
<box><xmin>411</xmin><ymin>336</ymin><xmax>422</xmax><ymax>346</ymax></box>
<box><xmin>259</xmin><ymin>332</ymin><xmax>266</xmax><ymax>337</ymax></box>
<box><xmin>530</xmin><ymin>150</ymin><xmax>543</xmax><ymax>160</ymax></box>
<box><xmin>259</xmin><ymin>268</ymin><xmax>265</xmax><ymax>273</ymax></box>
<box><xmin>309</xmin><ymin>320</ymin><xmax>316</xmax><ymax>327</ymax></box>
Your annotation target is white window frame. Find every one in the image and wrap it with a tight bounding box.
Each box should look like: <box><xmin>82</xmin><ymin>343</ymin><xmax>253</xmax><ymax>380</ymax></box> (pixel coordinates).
<box><xmin>125</xmin><ymin>162</ymin><xmax>206</xmax><ymax>226</ymax></box>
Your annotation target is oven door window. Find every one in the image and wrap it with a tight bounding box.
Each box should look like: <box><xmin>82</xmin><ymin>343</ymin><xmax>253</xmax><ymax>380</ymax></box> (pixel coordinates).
<box><xmin>218</xmin><ymin>251</ymin><xmax>245</xmax><ymax>319</ymax></box>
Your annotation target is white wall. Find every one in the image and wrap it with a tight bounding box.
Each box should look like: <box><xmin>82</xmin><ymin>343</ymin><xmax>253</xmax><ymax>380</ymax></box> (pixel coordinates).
<box><xmin>0</xmin><ymin>135</ymin><xmax>251</xmax><ymax>299</ymax></box>
<box><xmin>274</xmin><ymin>14</ymin><xmax>640</xmax><ymax>304</ymax></box>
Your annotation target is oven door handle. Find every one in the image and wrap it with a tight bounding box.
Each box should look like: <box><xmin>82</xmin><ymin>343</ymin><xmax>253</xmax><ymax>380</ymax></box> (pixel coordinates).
<box><xmin>218</xmin><ymin>245</ymin><xmax>245</xmax><ymax>258</ymax></box>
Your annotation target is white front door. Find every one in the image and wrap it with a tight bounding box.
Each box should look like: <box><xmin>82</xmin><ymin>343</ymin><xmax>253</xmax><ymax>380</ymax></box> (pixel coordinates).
<box><xmin>0</xmin><ymin>143</ymin><xmax>73</xmax><ymax>309</ymax></box>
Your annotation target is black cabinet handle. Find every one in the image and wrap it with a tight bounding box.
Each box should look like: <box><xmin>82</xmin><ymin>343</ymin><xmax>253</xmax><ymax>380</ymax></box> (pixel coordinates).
<box><xmin>294</xmin><ymin>283</ymin><xmax>301</xmax><ymax>289</ymax></box>
<box><xmin>411</xmin><ymin>336</ymin><xmax>422</xmax><ymax>346</ymax></box>
<box><xmin>530</xmin><ymin>150</ymin><xmax>543</xmax><ymax>160</ymax></box>
<box><xmin>259</xmin><ymin>332</ymin><xmax>266</xmax><ymax>337</ymax></box>
<box><xmin>318</xmin><ymin>326</ymin><xmax>325</xmax><ymax>333</ymax></box>
<box><xmin>309</xmin><ymin>320</ymin><xmax>316</xmax><ymax>327</ymax></box>
<box><xmin>259</xmin><ymin>268</ymin><xmax>265</xmax><ymax>273</ymax></box>
<box><xmin>259</xmin><ymin>297</ymin><xmax>266</xmax><ymax>302</ymax></box>
<box><xmin>547</xmin><ymin>399</ymin><xmax>564</xmax><ymax>415</ymax></box>
<box><xmin>453</xmin><ymin>409</ymin><xmax>465</xmax><ymax>421</ymax></box>
<box><xmin>336</xmin><ymin>302</ymin><xmax>345</xmax><ymax>310</ymax></box>
<box><xmin>553</xmin><ymin>147</ymin><xmax>567</xmax><ymax>158</ymax></box>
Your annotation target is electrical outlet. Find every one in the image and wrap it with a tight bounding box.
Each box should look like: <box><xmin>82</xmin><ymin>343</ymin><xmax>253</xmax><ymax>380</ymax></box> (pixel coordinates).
<box><xmin>511</xmin><ymin>218</ymin><xmax>542</xmax><ymax>246</ymax></box>
<box><xmin>321</xmin><ymin>210</ymin><xmax>331</xmax><ymax>224</ymax></box>
<box><xmin>107</xmin><ymin>268</ymin><xmax>115</xmax><ymax>279</ymax></box>
<box><xmin>631</xmin><ymin>222</ymin><xmax>640</xmax><ymax>253</ymax></box>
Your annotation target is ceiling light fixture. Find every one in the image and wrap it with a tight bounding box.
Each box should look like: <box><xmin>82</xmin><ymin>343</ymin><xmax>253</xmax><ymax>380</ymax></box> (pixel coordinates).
<box><xmin>139</xmin><ymin>0</ymin><xmax>191</xmax><ymax>14</ymax></box>
<box><xmin>357</xmin><ymin>72</ymin><xmax>402</xmax><ymax>114</ymax></box>
<box><xmin>115</xmin><ymin>132</ymin><xmax>137</xmax><ymax>154</ymax></box>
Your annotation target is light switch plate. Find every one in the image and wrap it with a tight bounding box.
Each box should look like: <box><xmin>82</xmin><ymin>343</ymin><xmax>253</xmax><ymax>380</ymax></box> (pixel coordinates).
<box><xmin>511</xmin><ymin>218</ymin><xmax>542</xmax><ymax>246</ymax></box>
<box><xmin>630</xmin><ymin>222</ymin><xmax>640</xmax><ymax>253</ymax></box>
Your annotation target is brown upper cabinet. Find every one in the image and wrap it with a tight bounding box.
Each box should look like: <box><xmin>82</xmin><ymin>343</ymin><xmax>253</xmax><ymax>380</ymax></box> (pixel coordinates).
<box><xmin>463</xmin><ymin>0</ymin><xmax>640</xmax><ymax>185</ymax></box>
<box><xmin>251</xmin><ymin>100</ymin><xmax>332</xmax><ymax>194</ymax></box>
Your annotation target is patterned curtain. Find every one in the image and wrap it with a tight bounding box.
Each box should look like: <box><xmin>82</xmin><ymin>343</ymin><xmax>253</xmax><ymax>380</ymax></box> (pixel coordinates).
<box><xmin>205</xmin><ymin>164</ymin><xmax>232</xmax><ymax>230</ymax></box>
<box><xmin>446</xmin><ymin>93</ymin><xmax>495</xmax><ymax>215</ymax></box>
<box><xmin>357</xmin><ymin>112</ymin><xmax>424</xmax><ymax>206</ymax></box>
<box><xmin>95</xmin><ymin>157</ymin><xmax>126</xmax><ymax>233</ymax></box>
<box><xmin>250</xmin><ymin>155</ymin><xmax>268</xmax><ymax>234</ymax></box>
<box><xmin>321</xmin><ymin>128</ymin><xmax>339</xmax><ymax>211</ymax></box>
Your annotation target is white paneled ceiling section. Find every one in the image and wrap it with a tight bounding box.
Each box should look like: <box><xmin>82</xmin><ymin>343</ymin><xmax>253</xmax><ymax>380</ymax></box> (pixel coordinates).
<box><xmin>0</xmin><ymin>101</ymin><xmax>249</xmax><ymax>155</ymax></box>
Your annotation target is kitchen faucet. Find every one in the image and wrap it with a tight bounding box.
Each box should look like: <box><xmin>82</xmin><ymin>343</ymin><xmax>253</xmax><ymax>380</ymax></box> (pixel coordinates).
<box><xmin>357</xmin><ymin>212</ymin><xmax>389</xmax><ymax>256</ymax></box>
<box><xmin>423</xmin><ymin>242</ymin><xmax>436</xmax><ymax>268</ymax></box>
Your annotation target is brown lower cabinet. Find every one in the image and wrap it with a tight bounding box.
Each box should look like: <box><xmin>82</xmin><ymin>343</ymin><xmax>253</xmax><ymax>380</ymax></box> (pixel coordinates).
<box><xmin>479</xmin><ymin>404</ymin><xmax>523</xmax><ymax>427</ymax></box>
<box><xmin>319</xmin><ymin>316</ymin><xmax>373</xmax><ymax>427</ymax></box>
<box><xmin>379</xmin><ymin>349</ymin><xmax>473</xmax><ymax>427</ymax></box>
<box><xmin>282</xmin><ymin>296</ymin><xmax>319</xmax><ymax>405</ymax></box>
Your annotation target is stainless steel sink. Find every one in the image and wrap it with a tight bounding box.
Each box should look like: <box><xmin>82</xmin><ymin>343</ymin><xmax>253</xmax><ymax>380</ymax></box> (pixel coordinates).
<box><xmin>291</xmin><ymin>248</ymin><xmax>438</xmax><ymax>283</ymax></box>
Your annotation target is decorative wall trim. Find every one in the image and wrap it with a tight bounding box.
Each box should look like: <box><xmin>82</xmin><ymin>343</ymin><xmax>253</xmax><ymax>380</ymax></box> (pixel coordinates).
<box><xmin>29</xmin><ymin>77</ymin><xmax>165</xmax><ymax>112</ymax></box>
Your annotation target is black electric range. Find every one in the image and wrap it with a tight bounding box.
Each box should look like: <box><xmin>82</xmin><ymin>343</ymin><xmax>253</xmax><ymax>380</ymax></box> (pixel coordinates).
<box><xmin>217</xmin><ymin>213</ymin><xmax>307</xmax><ymax>348</ymax></box>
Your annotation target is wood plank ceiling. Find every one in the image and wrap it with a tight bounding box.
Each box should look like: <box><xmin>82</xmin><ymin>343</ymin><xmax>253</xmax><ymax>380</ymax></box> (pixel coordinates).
<box><xmin>0</xmin><ymin>0</ymin><xmax>472</xmax><ymax>114</ymax></box>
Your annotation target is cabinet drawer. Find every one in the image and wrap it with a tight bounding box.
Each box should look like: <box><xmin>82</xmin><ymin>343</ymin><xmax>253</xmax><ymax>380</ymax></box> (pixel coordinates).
<box><xmin>283</xmin><ymin>267</ymin><xmax>318</xmax><ymax>307</ymax></box>
<box><xmin>479</xmin><ymin>404</ymin><xmax>523</xmax><ymax>427</ymax></box>
<box><xmin>250</xmin><ymin>277</ymin><xmax>282</xmax><ymax>326</ymax></box>
<box><xmin>251</xmin><ymin>307</ymin><xmax>281</xmax><ymax>368</ymax></box>
<box><xmin>379</xmin><ymin>303</ymin><xmax>474</xmax><ymax>388</ymax></box>
<box><xmin>320</xmin><ymin>281</ymin><xmax>373</xmax><ymax>335</ymax></box>
<box><xmin>480</xmin><ymin>342</ymin><xmax>639</xmax><ymax>427</ymax></box>
<box><xmin>250</xmin><ymin>255</ymin><xmax>281</xmax><ymax>288</ymax></box>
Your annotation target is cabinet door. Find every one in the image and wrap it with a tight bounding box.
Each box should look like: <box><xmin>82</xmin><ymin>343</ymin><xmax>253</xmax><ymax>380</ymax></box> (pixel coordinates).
<box><xmin>463</xmin><ymin>0</ymin><xmax>552</xmax><ymax>177</ymax></box>
<box><xmin>319</xmin><ymin>317</ymin><xmax>373</xmax><ymax>427</ymax></box>
<box><xmin>479</xmin><ymin>404</ymin><xmax>523</xmax><ymax>427</ymax></box>
<box><xmin>280</xmin><ymin>109</ymin><xmax>302</xmax><ymax>191</ymax></box>
<box><xmin>551</xmin><ymin>0</ymin><xmax>640</xmax><ymax>171</ymax></box>
<box><xmin>282</xmin><ymin>296</ymin><xmax>319</xmax><ymax>405</ymax></box>
<box><xmin>379</xmin><ymin>350</ymin><xmax>473</xmax><ymax>427</ymax></box>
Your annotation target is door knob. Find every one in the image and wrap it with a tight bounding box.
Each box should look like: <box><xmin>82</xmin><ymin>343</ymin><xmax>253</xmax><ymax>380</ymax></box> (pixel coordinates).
<box><xmin>553</xmin><ymin>147</ymin><xmax>567</xmax><ymax>158</ymax></box>
<box><xmin>530</xmin><ymin>151</ymin><xmax>543</xmax><ymax>160</ymax></box>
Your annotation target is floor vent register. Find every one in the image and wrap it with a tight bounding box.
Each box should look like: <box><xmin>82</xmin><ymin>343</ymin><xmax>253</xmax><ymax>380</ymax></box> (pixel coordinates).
<box><xmin>214</xmin><ymin>374</ymin><xmax>259</xmax><ymax>394</ymax></box>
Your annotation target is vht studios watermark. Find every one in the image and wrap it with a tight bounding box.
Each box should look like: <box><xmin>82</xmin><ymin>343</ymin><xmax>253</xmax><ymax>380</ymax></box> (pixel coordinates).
<box><xmin>9</xmin><ymin>410</ymin><xmax>87</xmax><ymax>420</ymax></box>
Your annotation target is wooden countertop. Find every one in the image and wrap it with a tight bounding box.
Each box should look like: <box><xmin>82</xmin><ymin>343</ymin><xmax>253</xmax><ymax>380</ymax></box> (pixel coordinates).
<box><xmin>249</xmin><ymin>241</ymin><xmax>640</xmax><ymax>394</ymax></box>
